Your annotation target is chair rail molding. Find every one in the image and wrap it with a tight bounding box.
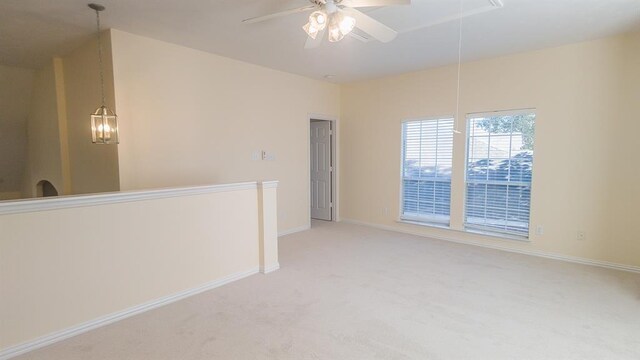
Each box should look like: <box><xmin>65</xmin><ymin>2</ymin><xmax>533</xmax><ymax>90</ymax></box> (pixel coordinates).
<box><xmin>0</xmin><ymin>182</ymin><xmax>258</xmax><ymax>216</ymax></box>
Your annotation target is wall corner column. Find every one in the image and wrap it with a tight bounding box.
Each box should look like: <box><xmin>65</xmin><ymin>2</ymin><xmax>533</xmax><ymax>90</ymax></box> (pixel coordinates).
<box><xmin>258</xmin><ymin>181</ymin><xmax>279</xmax><ymax>274</ymax></box>
<box><xmin>52</xmin><ymin>57</ymin><xmax>72</xmax><ymax>195</ymax></box>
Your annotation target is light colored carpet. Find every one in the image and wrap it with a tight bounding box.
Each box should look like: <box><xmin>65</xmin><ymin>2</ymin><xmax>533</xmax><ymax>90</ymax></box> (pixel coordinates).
<box><xmin>18</xmin><ymin>221</ymin><xmax>640</xmax><ymax>359</ymax></box>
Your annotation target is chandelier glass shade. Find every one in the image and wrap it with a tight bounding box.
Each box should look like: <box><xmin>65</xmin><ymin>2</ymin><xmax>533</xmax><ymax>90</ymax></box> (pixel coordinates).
<box><xmin>91</xmin><ymin>105</ymin><xmax>119</xmax><ymax>144</ymax></box>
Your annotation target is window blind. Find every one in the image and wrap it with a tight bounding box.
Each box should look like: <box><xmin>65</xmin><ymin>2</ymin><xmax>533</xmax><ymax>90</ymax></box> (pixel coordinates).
<box><xmin>465</xmin><ymin>112</ymin><xmax>535</xmax><ymax>237</ymax></box>
<box><xmin>401</xmin><ymin>118</ymin><xmax>454</xmax><ymax>225</ymax></box>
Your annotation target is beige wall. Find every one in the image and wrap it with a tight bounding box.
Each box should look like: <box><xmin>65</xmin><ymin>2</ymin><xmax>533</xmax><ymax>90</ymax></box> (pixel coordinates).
<box><xmin>340</xmin><ymin>32</ymin><xmax>640</xmax><ymax>268</ymax></box>
<box><xmin>22</xmin><ymin>61</ymin><xmax>65</xmax><ymax>197</ymax></box>
<box><xmin>607</xmin><ymin>31</ymin><xmax>640</xmax><ymax>267</ymax></box>
<box><xmin>0</xmin><ymin>65</ymin><xmax>34</xmax><ymax>199</ymax></box>
<box><xmin>19</xmin><ymin>32</ymin><xmax>120</xmax><ymax>199</ymax></box>
<box><xmin>62</xmin><ymin>32</ymin><xmax>120</xmax><ymax>195</ymax></box>
<box><xmin>109</xmin><ymin>29</ymin><xmax>340</xmax><ymax>233</ymax></box>
<box><xmin>0</xmin><ymin>183</ymin><xmax>273</xmax><ymax>352</ymax></box>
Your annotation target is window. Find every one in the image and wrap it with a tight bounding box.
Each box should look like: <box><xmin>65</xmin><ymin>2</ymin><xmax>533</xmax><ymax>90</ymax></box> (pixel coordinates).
<box><xmin>401</xmin><ymin>118</ymin><xmax>454</xmax><ymax>225</ymax></box>
<box><xmin>465</xmin><ymin>111</ymin><xmax>535</xmax><ymax>238</ymax></box>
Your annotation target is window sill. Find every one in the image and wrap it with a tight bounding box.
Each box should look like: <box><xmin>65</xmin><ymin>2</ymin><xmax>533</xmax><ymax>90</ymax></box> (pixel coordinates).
<box><xmin>464</xmin><ymin>228</ymin><xmax>530</xmax><ymax>242</ymax></box>
<box><xmin>396</xmin><ymin>219</ymin><xmax>531</xmax><ymax>243</ymax></box>
<box><xmin>397</xmin><ymin>218</ymin><xmax>451</xmax><ymax>230</ymax></box>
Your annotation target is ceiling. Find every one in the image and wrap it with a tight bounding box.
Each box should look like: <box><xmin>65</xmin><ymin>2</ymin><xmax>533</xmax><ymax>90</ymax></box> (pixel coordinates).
<box><xmin>1</xmin><ymin>0</ymin><xmax>639</xmax><ymax>83</ymax></box>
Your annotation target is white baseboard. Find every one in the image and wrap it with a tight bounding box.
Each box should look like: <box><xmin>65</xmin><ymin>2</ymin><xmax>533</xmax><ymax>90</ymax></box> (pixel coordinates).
<box><xmin>341</xmin><ymin>218</ymin><xmax>640</xmax><ymax>274</ymax></box>
<box><xmin>260</xmin><ymin>263</ymin><xmax>280</xmax><ymax>274</ymax></box>
<box><xmin>0</xmin><ymin>267</ymin><xmax>260</xmax><ymax>360</ymax></box>
<box><xmin>278</xmin><ymin>224</ymin><xmax>311</xmax><ymax>237</ymax></box>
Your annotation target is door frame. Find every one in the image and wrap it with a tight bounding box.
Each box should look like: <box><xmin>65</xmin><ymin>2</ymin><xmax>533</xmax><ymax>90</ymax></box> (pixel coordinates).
<box><xmin>308</xmin><ymin>113</ymin><xmax>339</xmax><ymax>223</ymax></box>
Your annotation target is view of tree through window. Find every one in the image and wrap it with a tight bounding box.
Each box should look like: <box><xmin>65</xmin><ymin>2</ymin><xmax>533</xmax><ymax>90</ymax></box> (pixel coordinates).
<box><xmin>401</xmin><ymin>118</ymin><xmax>454</xmax><ymax>224</ymax></box>
<box><xmin>465</xmin><ymin>112</ymin><xmax>535</xmax><ymax>237</ymax></box>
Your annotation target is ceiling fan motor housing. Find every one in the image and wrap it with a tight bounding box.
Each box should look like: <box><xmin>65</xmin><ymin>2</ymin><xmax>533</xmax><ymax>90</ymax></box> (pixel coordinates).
<box><xmin>325</xmin><ymin>0</ymin><xmax>338</xmax><ymax>14</ymax></box>
<box><xmin>310</xmin><ymin>0</ymin><xmax>344</xmax><ymax>5</ymax></box>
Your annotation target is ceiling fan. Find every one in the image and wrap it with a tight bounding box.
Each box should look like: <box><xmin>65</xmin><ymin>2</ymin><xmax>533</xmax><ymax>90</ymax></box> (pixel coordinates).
<box><xmin>242</xmin><ymin>0</ymin><xmax>411</xmax><ymax>49</ymax></box>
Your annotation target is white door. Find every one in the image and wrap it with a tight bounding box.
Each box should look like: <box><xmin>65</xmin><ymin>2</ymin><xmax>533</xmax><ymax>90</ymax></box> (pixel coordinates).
<box><xmin>310</xmin><ymin>120</ymin><xmax>332</xmax><ymax>221</ymax></box>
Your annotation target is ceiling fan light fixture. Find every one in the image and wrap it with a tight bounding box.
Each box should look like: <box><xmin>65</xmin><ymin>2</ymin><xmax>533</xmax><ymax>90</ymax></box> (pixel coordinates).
<box><xmin>339</xmin><ymin>14</ymin><xmax>356</xmax><ymax>35</ymax></box>
<box><xmin>326</xmin><ymin>11</ymin><xmax>356</xmax><ymax>42</ymax></box>
<box><xmin>244</xmin><ymin>0</ymin><xmax>404</xmax><ymax>48</ymax></box>
<box><xmin>303</xmin><ymin>22</ymin><xmax>319</xmax><ymax>39</ymax></box>
<box><xmin>309</xmin><ymin>10</ymin><xmax>328</xmax><ymax>30</ymax></box>
<box><xmin>328</xmin><ymin>26</ymin><xmax>345</xmax><ymax>42</ymax></box>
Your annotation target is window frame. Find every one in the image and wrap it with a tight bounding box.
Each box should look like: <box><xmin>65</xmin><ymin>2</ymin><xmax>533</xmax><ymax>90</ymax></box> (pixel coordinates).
<box><xmin>463</xmin><ymin>109</ymin><xmax>536</xmax><ymax>240</ymax></box>
<box><xmin>399</xmin><ymin>116</ymin><xmax>455</xmax><ymax>227</ymax></box>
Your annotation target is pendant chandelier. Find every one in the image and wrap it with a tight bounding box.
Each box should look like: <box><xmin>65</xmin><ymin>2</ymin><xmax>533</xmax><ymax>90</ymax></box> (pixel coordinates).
<box><xmin>88</xmin><ymin>3</ymin><xmax>119</xmax><ymax>144</ymax></box>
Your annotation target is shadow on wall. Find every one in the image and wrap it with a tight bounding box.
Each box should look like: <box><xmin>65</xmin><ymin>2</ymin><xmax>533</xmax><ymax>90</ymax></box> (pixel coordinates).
<box><xmin>36</xmin><ymin>180</ymin><xmax>58</xmax><ymax>197</ymax></box>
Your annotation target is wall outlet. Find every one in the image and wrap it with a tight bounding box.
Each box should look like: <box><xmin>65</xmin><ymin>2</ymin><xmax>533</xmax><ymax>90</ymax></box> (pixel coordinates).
<box><xmin>577</xmin><ymin>230</ymin><xmax>586</xmax><ymax>241</ymax></box>
<box><xmin>535</xmin><ymin>225</ymin><xmax>544</xmax><ymax>235</ymax></box>
<box><xmin>252</xmin><ymin>150</ymin><xmax>275</xmax><ymax>161</ymax></box>
<box><xmin>383</xmin><ymin>207</ymin><xmax>389</xmax><ymax>216</ymax></box>
<box><xmin>263</xmin><ymin>151</ymin><xmax>276</xmax><ymax>161</ymax></box>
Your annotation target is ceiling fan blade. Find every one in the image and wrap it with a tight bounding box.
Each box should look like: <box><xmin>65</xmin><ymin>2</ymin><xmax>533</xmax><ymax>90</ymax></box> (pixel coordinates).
<box><xmin>304</xmin><ymin>27</ymin><xmax>326</xmax><ymax>49</ymax></box>
<box><xmin>242</xmin><ymin>5</ymin><xmax>317</xmax><ymax>24</ymax></box>
<box><xmin>342</xmin><ymin>8</ymin><xmax>398</xmax><ymax>42</ymax></box>
<box><xmin>341</xmin><ymin>0</ymin><xmax>410</xmax><ymax>8</ymax></box>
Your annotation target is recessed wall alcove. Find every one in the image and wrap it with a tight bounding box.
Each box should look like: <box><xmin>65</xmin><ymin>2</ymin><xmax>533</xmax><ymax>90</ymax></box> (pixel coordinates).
<box><xmin>36</xmin><ymin>180</ymin><xmax>58</xmax><ymax>197</ymax></box>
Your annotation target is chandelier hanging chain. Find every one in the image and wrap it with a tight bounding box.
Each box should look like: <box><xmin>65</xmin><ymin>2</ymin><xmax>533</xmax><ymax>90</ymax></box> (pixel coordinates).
<box><xmin>94</xmin><ymin>6</ymin><xmax>106</xmax><ymax>107</ymax></box>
